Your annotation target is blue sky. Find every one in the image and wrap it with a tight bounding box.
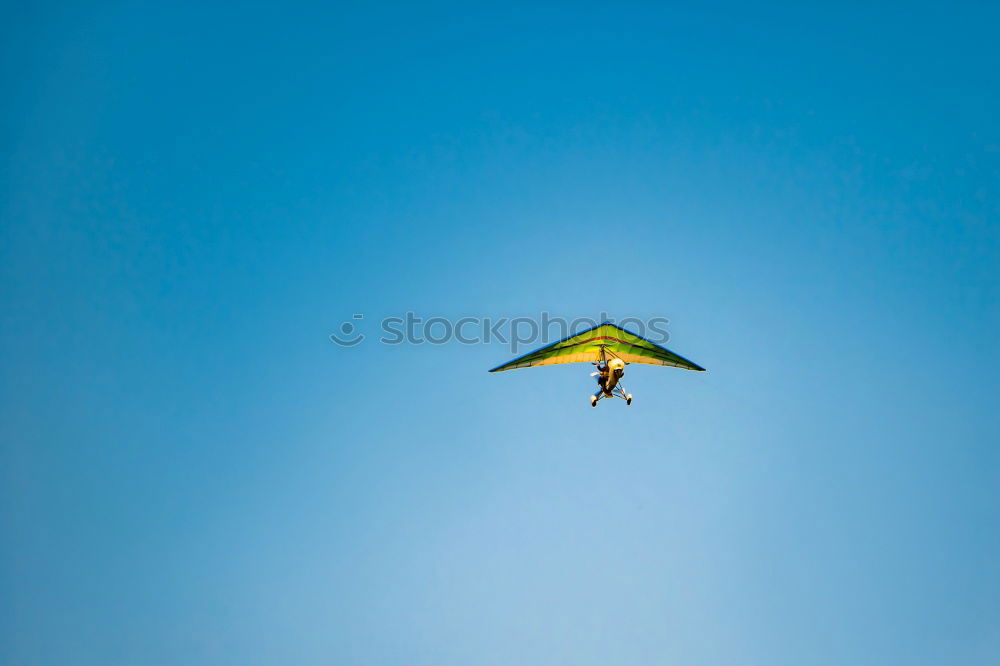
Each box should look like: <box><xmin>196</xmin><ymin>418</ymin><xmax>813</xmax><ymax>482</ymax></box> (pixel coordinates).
<box><xmin>2</xmin><ymin>2</ymin><xmax>998</xmax><ymax>664</ymax></box>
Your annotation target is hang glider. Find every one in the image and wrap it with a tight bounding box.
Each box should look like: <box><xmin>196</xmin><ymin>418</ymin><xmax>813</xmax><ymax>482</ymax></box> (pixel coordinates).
<box><xmin>488</xmin><ymin>321</ymin><xmax>705</xmax><ymax>406</ymax></box>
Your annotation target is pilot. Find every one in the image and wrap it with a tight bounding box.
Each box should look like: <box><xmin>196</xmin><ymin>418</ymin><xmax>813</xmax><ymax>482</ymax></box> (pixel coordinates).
<box><xmin>596</xmin><ymin>360</ymin><xmax>610</xmax><ymax>389</ymax></box>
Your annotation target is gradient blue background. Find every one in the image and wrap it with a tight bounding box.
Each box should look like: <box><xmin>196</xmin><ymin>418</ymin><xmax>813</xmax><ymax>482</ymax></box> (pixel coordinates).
<box><xmin>2</xmin><ymin>2</ymin><xmax>998</xmax><ymax>664</ymax></box>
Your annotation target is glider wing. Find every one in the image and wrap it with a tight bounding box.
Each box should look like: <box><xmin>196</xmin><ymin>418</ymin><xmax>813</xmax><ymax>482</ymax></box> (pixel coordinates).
<box><xmin>488</xmin><ymin>321</ymin><xmax>705</xmax><ymax>372</ymax></box>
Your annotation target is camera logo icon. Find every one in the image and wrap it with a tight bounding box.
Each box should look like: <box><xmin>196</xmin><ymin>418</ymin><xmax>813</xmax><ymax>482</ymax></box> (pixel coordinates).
<box><xmin>329</xmin><ymin>314</ymin><xmax>365</xmax><ymax>347</ymax></box>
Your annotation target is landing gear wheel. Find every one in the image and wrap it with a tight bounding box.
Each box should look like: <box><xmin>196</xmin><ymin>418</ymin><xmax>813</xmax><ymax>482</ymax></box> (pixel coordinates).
<box><xmin>626</xmin><ymin>394</ymin><xmax>632</xmax><ymax>405</ymax></box>
<box><xmin>590</xmin><ymin>395</ymin><xmax>598</xmax><ymax>407</ymax></box>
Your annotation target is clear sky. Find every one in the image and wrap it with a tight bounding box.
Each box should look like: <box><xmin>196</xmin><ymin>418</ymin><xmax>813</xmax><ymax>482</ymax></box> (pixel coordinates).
<box><xmin>2</xmin><ymin>2</ymin><xmax>998</xmax><ymax>664</ymax></box>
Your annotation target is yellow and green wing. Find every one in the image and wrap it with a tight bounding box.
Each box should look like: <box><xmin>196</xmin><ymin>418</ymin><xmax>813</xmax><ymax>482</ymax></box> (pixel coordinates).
<box><xmin>488</xmin><ymin>321</ymin><xmax>705</xmax><ymax>372</ymax></box>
